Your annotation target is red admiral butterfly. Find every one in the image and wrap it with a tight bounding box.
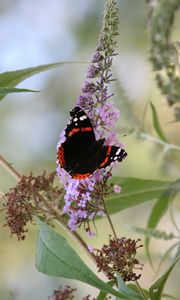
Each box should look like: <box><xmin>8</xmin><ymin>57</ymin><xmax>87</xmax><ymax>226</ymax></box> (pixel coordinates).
<box><xmin>57</xmin><ymin>107</ymin><xmax>127</xmax><ymax>180</ymax></box>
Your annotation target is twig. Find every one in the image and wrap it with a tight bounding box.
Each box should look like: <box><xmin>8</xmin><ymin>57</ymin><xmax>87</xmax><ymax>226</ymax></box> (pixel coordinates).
<box><xmin>0</xmin><ymin>154</ymin><xmax>21</xmax><ymax>180</ymax></box>
<box><xmin>140</xmin><ymin>133</ymin><xmax>180</xmax><ymax>152</ymax></box>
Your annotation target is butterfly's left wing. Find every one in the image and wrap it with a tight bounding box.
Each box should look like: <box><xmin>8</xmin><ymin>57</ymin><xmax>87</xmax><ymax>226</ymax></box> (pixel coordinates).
<box><xmin>57</xmin><ymin>106</ymin><xmax>96</xmax><ymax>173</ymax></box>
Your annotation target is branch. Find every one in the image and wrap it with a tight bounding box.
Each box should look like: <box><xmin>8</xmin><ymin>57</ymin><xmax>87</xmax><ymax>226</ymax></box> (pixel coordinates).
<box><xmin>140</xmin><ymin>133</ymin><xmax>180</xmax><ymax>152</ymax></box>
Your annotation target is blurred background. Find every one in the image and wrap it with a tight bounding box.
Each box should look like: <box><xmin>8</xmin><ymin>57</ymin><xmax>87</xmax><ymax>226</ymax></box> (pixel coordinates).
<box><xmin>0</xmin><ymin>0</ymin><xmax>180</xmax><ymax>299</ymax></box>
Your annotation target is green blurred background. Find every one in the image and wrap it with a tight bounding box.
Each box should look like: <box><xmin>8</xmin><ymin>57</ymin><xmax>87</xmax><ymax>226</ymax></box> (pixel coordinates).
<box><xmin>0</xmin><ymin>0</ymin><xmax>180</xmax><ymax>299</ymax></box>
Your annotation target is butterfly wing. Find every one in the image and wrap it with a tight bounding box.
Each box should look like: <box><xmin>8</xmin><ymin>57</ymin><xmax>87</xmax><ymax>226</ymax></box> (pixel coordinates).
<box><xmin>71</xmin><ymin>145</ymin><xmax>127</xmax><ymax>179</ymax></box>
<box><xmin>57</xmin><ymin>106</ymin><xmax>128</xmax><ymax>179</ymax></box>
<box><xmin>57</xmin><ymin>106</ymin><xmax>96</xmax><ymax>173</ymax></box>
<box><xmin>98</xmin><ymin>146</ymin><xmax>127</xmax><ymax>169</ymax></box>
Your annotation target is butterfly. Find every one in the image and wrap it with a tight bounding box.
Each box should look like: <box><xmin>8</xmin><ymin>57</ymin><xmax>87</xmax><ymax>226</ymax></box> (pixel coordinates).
<box><xmin>57</xmin><ymin>106</ymin><xmax>127</xmax><ymax>179</ymax></box>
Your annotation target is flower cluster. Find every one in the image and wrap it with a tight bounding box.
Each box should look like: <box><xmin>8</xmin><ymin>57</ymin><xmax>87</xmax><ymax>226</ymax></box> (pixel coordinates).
<box><xmin>49</xmin><ymin>285</ymin><xmax>112</xmax><ymax>300</ymax></box>
<box><xmin>57</xmin><ymin>0</ymin><xmax>126</xmax><ymax>234</ymax></box>
<box><xmin>3</xmin><ymin>172</ymin><xmax>64</xmax><ymax>240</ymax></box>
<box><xmin>49</xmin><ymin>286</ymin><xmax>76</xmax><ymax>300</ymax></box>
<box><xmin>94</xmin><ymin>236</ymin><xmax>143</xmax><ymax>281</ymax></box>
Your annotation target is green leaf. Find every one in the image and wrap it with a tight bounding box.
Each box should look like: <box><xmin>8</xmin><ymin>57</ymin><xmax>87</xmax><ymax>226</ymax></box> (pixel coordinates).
<box><xmin>0</xmin><ymin>87</ymin><xmax>39</xmax><ymax>95</ymax></box>
<box><xmin>145</xmin><ymin>181</ymin><xmax>179</xmax><ymax>267</ymax></box>
<box><xmin>150</xmin><ymin>102</ymin><xmax>169</xmax><ymax>143</ymax></box>
<box><xmin>149</xmin><ymin>255</ymin><xmax>180</xmax><ymax>300</ymax></box>
<box><xmin>127</xmin><ymin>285</ymin><xmax>177</xmax><ymax>300</ymax></box>
<box><xmin>96</xmin><ymin>281</ymin><xmax>115</xmax><ymax>300</ymax></box>
<box><xmin>127</xmin><ymin>284</ymin><xmax>150</xmax><ymax>298</ymax></box>
<box><xmin>106</xmin><ymin>177</ymin><xmax>174</xmax><ymax>215</ymax></box>
<box><xmin>116</xmin><ymin>273</ymin><xmax>143</xmax><ymax>299</ymax></box>
<box><xmin>155</xmin><ymin>243</ymin><xmax>179</xmax><ymax>278</ymax></box>
<box><xmin>0</xmin><ymin>61</ymin><xmax>86</xmax><ymax>101</ymax></box>
<box><xmin>36</xmin><ymin>220</ymin><xmax>124</xmax><ymax>298</ymax></box>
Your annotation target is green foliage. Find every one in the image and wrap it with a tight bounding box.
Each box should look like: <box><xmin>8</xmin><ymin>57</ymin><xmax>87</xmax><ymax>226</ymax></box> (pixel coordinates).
<box><xmin>150</xmin><ymin>102</ymin><xmax>169</xmax><ymax>143</ymax></box>
<box><xmin>149</xmin><ymin>0</ymin><xmax>180</xmax><ymax>120</ymax></box>
<box><xmin>96</xmin><ymin>281</ymin><xmax>115</xmax><ymax>300</ymax></box>
<box><xmin>36</xmin><ymin>220</ymin><xmax>124</xmax><ymax>298</ymax></box>
<box><xmin>116</xmin><ymin>273</ymin><xmax>142</xmax><ymax>299</ymax></box>
<box><xmin>149</xmin><ymin>254</ymin><xmax>180</xmax><ymax>300</ymax></box>
<box><xmin>155</xmin><ymin>242</ymin><xmax>180</xmax><ymax>278</ymax></box>
<box><xmin>107</xmin><ymin>177</ymin><xmax>173</xmax><ymax>214</ymax></box>
<box><xmin>145</xmin><ymin>181</ymin><xmax>179</xmax><ymax>267</ymax></box>
<box><xmin>0</xmin><ymin>61</ymin><xmax>86</xmax><ymax>101</ymax></box>
<box><xmin>0</xmin><ymin>87</ymin><xmax>39</xmax><ymax>95</ymax></box>
<box><xmin>134</xmin><ymin>227</ymin><xmax>176</xmax><ymax>241</ymax></box>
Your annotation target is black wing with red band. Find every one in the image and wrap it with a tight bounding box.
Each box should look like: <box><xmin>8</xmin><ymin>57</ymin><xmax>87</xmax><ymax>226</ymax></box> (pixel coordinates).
<box><xmin>57</xmin><ymin>106</ymin><xmax>127</xmax><ymax>179</ymax></box>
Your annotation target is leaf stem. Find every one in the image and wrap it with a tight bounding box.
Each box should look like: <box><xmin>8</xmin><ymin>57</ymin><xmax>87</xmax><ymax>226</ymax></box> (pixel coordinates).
<box><xmin>135</xmin><ymin>280</ymin><xmax>148</xmax><ymax>300</ymax></box>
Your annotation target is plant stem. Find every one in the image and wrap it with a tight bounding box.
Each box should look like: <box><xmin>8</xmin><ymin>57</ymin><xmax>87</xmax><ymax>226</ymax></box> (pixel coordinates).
<box><xmin>0</xmin><ymin>154</ymin><xmax>21</xmax><ymax>180</ymax></box>
<box><xmin>0</xmin><ymin>154</ymin><xmax>97</xmax><ymax>263</ymax></box>
<box><xmin>135</xmin><ymin>280</ymin><xmax>148</xmax><ymax>300</ymax></box>
<box><xmin>102</xmin><ymin>194</ymin><xmax>117</xmax><ymax>239</ymax></box>
<box><xmin>140</xmin><ymin>133</ymin><xmax>180</xmax><ymax>152</ymax></box>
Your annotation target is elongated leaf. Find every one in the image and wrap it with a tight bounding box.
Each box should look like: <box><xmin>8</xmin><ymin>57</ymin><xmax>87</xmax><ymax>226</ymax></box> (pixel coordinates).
<box><xmin>0</xmin><ymin>61</ymin><xmax>86</xmax><ymax>101</ymax></box>
<box><xmin>155</xmin><ymin>243</ymin><xmax>179</xmax><ymax>278</ymax></box>
<box><xmin>127</xmin><ymin>284</ymin><xmax>150</xmax><ymax>298</ymax></box>
<box><xmin>116</xmin><ymin>273</ymin><xmax>142</xmax><ymax>299</ymax></box>
<box><xmin>0</xmin><ymin>87</ymin><xmax>39</xmax><ymax>95</ymax></box>
<box><xmin>106</xmin><ymin>177</ymin><xmax>175</xmax><ymax>215</ymax></box>
<box><xmin>96</xmin><ymin>281</ymin><xmax>115</xmax><ymax>300</ymax></box>
<box><xmin>36</xmin><ymin>220</ymin><xmax>124</xmax><ymax>298</ymax></box>
<box><xmin>149</xmin><ymin>255</ymin><xmax>180</xmax><ymax>300</ymax></box>
<box><xmin>150</xmin><ymin>102</ymin><xmax>169</xmax><ymax>143</ymax></box>
<box><xmin>123</xmin><ymin>284</ymin><xmax>177</xmax><ymax>300</ymax></box>
<box><xmin>145</xmin><ymin>181</ymin><xmax>179</xmax><ymax>267</ymax></box>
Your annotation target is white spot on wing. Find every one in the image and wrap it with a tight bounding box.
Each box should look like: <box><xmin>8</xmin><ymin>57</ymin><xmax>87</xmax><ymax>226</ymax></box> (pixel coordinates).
<box><xmin>116</xmin><ymin>148</ymin><xmax>121</xmax><ymax>155</ymax></box>
<box><xmin>80</xmin><ymin>115</ymin><xmax>87</xmax><ymax>121</ymax></box>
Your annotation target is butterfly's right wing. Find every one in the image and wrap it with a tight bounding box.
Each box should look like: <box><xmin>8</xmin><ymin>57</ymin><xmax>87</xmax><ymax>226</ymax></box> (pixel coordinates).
<box><xmin>98</xmin><ymin>145</ymin><xmax>127</xmax><ymax>169</ymax></box>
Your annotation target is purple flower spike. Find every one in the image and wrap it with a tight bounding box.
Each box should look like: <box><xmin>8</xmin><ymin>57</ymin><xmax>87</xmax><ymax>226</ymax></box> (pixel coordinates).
<box><xmin>57</xmin><ymin>0</ymin><xmax>127</xmax><ymax>235</ymax></box>
<box><xmin>87</xmin><ymin>64</ymin><xmax>101</xmax><ymax>78</ymax></box>
<box><xmin>82</xmin><ymin>82</ymin><xmax>97</xmax><ymax>94</ymax></box>
<box><xmin>92</xmin><ymin>51</ymin><xmax>104</xmax><ymax>63</ymax></box>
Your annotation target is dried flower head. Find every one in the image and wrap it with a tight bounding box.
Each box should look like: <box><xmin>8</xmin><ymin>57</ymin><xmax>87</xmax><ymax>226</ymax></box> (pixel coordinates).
<box><xmin>94</xmin><ymin>236</ymin><xmax>143</xmax><ymax>281</ymax></box>
<box><xmin>83</xmin><ymin>296</ymin><xmax>111</xmax><ymax>300</ymax></box>
<box><xmin>49</xmin><ymin>286</ymin><xmax>76</xmax><ymax>300</ymax></box>
<box><xmin>3</xmin><ymin>172</ymin><xmax>64</xmax><ymax>240</ymax></box>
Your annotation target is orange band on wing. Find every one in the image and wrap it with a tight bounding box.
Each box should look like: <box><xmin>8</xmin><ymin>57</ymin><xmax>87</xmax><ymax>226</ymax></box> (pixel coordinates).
<box><xmin>68</xmin><ymin>128</ymin><xmax>80</xmax><ymax>137</ymax></box>
<box><xmin>68</xmin><ymin>127</ymin><xmax>92</xmax><ymax>137</ymax></box>
<box><xmin>57</xmin><ymin>146</ymin><xmax>66</xmax><ymax>167</ymax></box>
<box><xmin>99</xmin><ymin>146</ymin><xmax>112</xmax><ymax>168</ymax></box>
<box><xmin>81</xmin><ymin>127</ymin><xmax>93</xmax><ymax>132</ymax></box>
<box><xmin>72</xmin><ymin>173</ymin><xmax>91</xmax><ymax>179</ymax></box>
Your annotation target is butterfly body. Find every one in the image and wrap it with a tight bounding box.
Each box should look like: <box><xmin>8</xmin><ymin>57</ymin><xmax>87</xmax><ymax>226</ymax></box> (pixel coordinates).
<box><xmin>57</xmin><ymin>107</ymin><xmax>127</xmax><ymax>179</ymax></box>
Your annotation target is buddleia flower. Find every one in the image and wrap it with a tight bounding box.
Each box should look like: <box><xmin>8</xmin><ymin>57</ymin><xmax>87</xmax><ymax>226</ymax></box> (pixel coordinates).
<box><xmin>57</xmin><ymin>0</ymin><xmax>127</xmax><ymax>234</ymax></box>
